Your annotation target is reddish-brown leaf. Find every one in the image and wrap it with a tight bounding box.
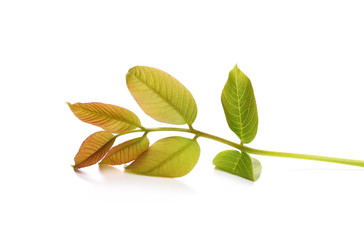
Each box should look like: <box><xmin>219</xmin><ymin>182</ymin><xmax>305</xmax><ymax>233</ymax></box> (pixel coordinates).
<box><xmin>67</xmin><ymin>102</ymin><xmax>142</xmax><ymax>133</ymax></box>
<box><xmin>73</xmin><ymin>131</ymin><xmax>116</xmax><ymax>169</ymax></box>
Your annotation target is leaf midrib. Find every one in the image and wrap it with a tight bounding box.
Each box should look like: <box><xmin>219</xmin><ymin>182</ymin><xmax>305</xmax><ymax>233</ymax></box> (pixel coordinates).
<box><xmin>233</xmin><ymin>75</ymin><xmax>245</xmax><ymax>140</ymax></box>
<box><xmin>75</xmin><ymin>137</ymin><xmax>116</xmax><ymax>168</ymax></box>
<box><xmin>76</xmin><ymin>104</ymin><xmax>142</xmax><ymax>129</ymax></box>
<box><xmin>224</xmin><ymin>70</ymin><xmax>255</xmax><ymax>142</ymax></box>
<box><xmin>128</xmin><ymin>72</ymin><xmax>189</xmax><ymax>124</ymax></box>
<box><xmin>216</xmin><ymin>153</ymin><xmax>253</xmax><ymax>180</ymax></box>
<box><xmin>239</xmin><ymin>153</ymin><xmax>253</xmax><ymax>180</ymax></box>
<box><xmin>144</xmin><ymin>139</ymin><xmax>196</xmax><ymax>174</ymax></box>
<box><xmin>103</xmin><ymin>137</ymin><xmax>146</xmax><ymax>160</ymax></box>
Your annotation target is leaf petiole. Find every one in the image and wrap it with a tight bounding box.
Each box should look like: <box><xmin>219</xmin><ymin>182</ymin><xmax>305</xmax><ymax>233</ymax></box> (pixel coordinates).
<box><xmin>116</xmin><ymin>127</ymin><xmax>364</xmax><ymax>168</ymax></box>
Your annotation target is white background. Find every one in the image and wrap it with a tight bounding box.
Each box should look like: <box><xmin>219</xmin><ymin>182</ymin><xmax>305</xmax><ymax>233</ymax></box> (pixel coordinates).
<box><xmin>1</xmin><ymin>0</ymin><xmax>364</xmax><ymax>239</ymax></box>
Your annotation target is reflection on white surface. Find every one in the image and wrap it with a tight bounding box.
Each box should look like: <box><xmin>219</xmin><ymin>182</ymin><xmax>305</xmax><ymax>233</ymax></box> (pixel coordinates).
<box><xmin>74</xmin><ymin>165</ymin><xmax>197</xmax><ymax>194</ymax></box>
<box><xmin>213</xmin><ymin>168</ymin><xmax>255</xmax><ymax>186</ymax></box>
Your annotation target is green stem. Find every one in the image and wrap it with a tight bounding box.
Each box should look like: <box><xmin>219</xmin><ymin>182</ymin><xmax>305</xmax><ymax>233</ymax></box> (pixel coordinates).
<box><xmin>117</xmin><ymin>127</ymin><xmax>364</xmax><ymax>168</ymax></box>
<box><xmin>242</xmin><ymin>146</ymin><xmax>364</xmax><ymax>167</ymax></box>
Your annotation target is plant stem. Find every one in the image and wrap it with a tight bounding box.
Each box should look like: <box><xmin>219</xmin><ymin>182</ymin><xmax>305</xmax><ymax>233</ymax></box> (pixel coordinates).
<box><xmin>117</xmin><ymin>127</ymin><xmax>364</xmax><ymax>168</ymax></box>
<box><xmin>241</xmin><ymin>146</ymin><xmax>364</xmax><ymax>167</ymax></box>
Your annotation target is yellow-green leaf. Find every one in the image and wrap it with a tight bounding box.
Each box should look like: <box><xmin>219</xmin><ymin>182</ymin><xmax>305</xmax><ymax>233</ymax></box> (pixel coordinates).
<box><xmin>99</xmin><ymin>136</ymin><xmax>149</xmax><ymax>165</ymax></box>
<box><xmin>126</xmin><ymin>66</ymin><xmax>197</xmax><ymax>126</ymax></box>
<box><xmin>221</xmin><ymin>65</ymin><xmax>258</xmax><ymax>143</ymax></box>
<box><xmin>67</xmin><ymin>102</ymin><xmax>142</xmax><ymax>133</ymax></box>
<box><xmin>74</xmin><ymin>131</ymin><xmax>116</xmax><ymax>169</ymax></box>
<box><xmin>126</xmin><ymin>136</ymin><xmax>200</xmax><ymax>177</ymax></box>
<box><xmin>213</xmin><ymin>150</ymin><xmax>262</xmax><ymax>181</ymax></box>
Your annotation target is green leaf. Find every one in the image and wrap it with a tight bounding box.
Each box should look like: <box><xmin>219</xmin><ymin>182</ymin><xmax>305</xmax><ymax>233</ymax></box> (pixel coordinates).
<box><xmin>74</xmin><ymin>131</ymin><xmax>116</xmax><ymax>169</ymax></box>
<box><xmin>99</xmin><ymin>136</ymin><xmax>149</xmax><ymax>165</ymax></box>
<box><xmin>126</xmin><ymin>136</ymin><xmax>200</xmax><ymax>177</ymax></box>
<box><xmin>126</xmin><ymin>66</ymin><xmax>197</xmax><ymax>126</ymax></box>
<box><xmin>221</xmin><ymin>65</ymin><xmax>258</xmax><ymax>143</ymax></box>
<box><xmin>213</xmin><ymin>150</ymin><xmax>262</xmax><ymax>181</ymax></box>
<box><xmin>67</xmin><ymin>102</ymin><xmax>142</xmax><ymax>133</ymax></box>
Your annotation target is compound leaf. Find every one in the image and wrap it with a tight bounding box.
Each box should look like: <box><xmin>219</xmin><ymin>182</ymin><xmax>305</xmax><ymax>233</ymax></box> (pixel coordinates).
<box><xmin>213</xmin><ymin>150</ymin><xmax>262</xmax><ymax>181</ymax></box>
<box><xmin>100</xmin><ymin>136</ymin><xmax>149</xmax><ymax>165</ymax></box>
<box><xmin>74</xmin><ymin>131</ymin><xmax>116</xmax><ymax>169</ymax></box>
<box><xmin>126</xmin><ymin>136</ymin><xmax>200</xmax><ymax>177</ymax></box>
<box><xmin>126</xmin><ymin>66</ymin><xmax>197</xmax><ymax>126</ymax></box>
<box><xmin>67</xmin><ymin>102</ymin><xmax>142</xmax><ymax>133</ymax></box>
<box><xmin>221</xmin><ymin>65</ymin><xmax>258</xmax><ymax>143</ymax></box>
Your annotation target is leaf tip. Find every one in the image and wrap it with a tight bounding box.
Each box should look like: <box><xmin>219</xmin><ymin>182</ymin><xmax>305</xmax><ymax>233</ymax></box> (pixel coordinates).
<box><xmin>231</xmin><ymin>64</ymin><xmax>242</xmax><ymax>75</ymax></box>
<box><xmin>72</xmin><ymin>164</ymin><xmax>84</xmax><ymax>170</ymax></box>
<box><xmin>126</xmin><ymin>66</ymin><xmax>138</xmax><ymax>78</ymax></box>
